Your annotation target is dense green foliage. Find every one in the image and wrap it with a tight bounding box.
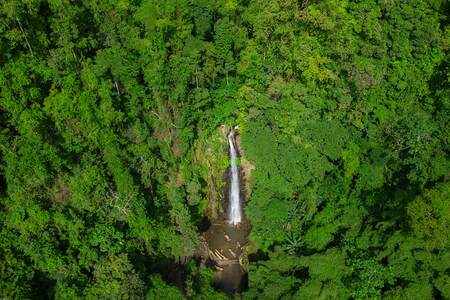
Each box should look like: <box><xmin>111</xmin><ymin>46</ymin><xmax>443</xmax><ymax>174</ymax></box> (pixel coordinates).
<box><xmin>0</xmin><ymin>0</ymin><xmax>448</xmax><ymax>299</ymax></box>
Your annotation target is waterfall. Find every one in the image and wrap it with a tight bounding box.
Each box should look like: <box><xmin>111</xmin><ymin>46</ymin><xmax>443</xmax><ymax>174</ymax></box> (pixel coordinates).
<box><xmin>228</xmin><ymin>127</ymin><xmax>243</xmax><ymax>225</ymax></box>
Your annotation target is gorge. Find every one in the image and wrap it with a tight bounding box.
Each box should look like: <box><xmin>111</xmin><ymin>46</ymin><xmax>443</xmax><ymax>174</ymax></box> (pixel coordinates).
<box><xmin>202</xmin><ymin>126</ymin><xmax>249</xmax><ymax>295</ymax></box>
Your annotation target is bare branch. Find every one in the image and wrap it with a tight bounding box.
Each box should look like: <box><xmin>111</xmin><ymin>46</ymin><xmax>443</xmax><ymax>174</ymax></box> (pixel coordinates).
<box><xmin>16</xmin><ymin>18</ymin><xmax>34</xmax><ymax>57</ymax></box>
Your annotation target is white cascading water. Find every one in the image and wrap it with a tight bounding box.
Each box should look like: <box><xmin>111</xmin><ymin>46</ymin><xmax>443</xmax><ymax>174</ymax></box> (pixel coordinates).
<box><xmin>228</xmin><ymin>127</ymin><xmax>242</xmax><ymax>225</ymax></box>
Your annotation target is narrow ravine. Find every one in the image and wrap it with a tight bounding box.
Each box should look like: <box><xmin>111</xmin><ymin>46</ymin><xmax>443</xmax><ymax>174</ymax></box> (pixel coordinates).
<box><xmin>202</xmin><ymin>126</ymin><xmax>250</xmax><ymax>296</ymax></box>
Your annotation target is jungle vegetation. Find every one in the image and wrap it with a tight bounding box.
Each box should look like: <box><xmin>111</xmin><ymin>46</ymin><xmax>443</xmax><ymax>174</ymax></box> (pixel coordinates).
<box><xmin>0</xmin><ymin>0</ymin><xmax>449</xmax><ymax>299</ymax></box>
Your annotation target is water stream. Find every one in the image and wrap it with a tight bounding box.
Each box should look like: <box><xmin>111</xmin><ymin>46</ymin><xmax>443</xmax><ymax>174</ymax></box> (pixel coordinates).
<box><xmin>227</xmin><ymin>127</ymin><xmax>242</xmax><ymax>225</ymax></box>
<box><xmin>203</xmin><ymin>126</ymin><xmax>249</xmax><ymax>295</ymax></box>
